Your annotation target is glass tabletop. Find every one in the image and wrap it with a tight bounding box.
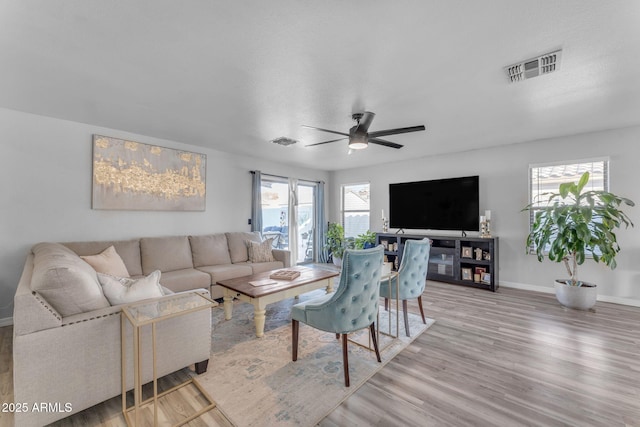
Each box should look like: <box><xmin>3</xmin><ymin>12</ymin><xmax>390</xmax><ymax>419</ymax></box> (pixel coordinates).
<box><xmin>123</xmin><ymin>292</ymin><xmax>214</xmax><ymax>326</ymax></box>
<box><xmin>381</xmin><ymin>271</ymin><xmax>399</xmax><ymax>280</ymax></box>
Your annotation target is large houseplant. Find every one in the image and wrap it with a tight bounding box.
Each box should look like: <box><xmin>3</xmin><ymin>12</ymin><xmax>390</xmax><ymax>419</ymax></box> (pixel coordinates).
<box><xmin>325</xmin><ymin>222</ymin><xmax>346</xmax><ymax>266</ymax></box>
<box><xmin>523</xmin><ymin>171</ymin><xmax>634</xmax><ymax>309</ymax></box>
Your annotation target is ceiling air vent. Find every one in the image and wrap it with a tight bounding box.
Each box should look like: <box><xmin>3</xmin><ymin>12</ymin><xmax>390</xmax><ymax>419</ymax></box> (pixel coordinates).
<box><xmin>270</xmin><ymin>137</ymin><xmax>298</xmax><ymax>146</ymax></box>
<box><xmin>505</xmin><ymin>50</ymin><xmax>561</xmax><ymax>83</ymax></box>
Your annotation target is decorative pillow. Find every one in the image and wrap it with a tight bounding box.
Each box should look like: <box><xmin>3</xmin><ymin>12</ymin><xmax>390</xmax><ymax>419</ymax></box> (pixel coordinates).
<box><xmin>97</xmin><ymin>270</ymin><xmax>164</xmax><ymax>305</ymax></box>
<box><xmin>247</xmin><ymin>239</ymin><xmax>275</xmax><ymax>263</ymax></box>
<box><xmin>81</xmin><ymin>245</ymin><xmax>130</xmax><ymax>277</ymax></box>
<box><xmin>226</xmin><ymin>231</ymin><xmax>262</xmax><ymax>263</ymax></box>
<box><xmin>31</xmin><ymin>242</ymin><xmax>110</xmax><ymax>317</ymax></box>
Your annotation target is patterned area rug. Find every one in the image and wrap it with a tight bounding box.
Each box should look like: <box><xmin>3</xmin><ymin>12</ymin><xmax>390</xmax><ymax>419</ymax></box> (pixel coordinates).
<box><xmin>196</xmin><ymin>290</ymin><xmax>435</xmax><ymax>426</ymax></box>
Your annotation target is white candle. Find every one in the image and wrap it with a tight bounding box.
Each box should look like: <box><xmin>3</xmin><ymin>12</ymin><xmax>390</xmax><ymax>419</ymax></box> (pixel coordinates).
<box><xmin>381</xmin><ymin>209</ymin><xmax>385</xmax><ymax>219</ymax></box>
<box><xmin>480</xmin><ymin>216</ymin><xmax>485</xmax><ymax>223</ymax></box>
<box><xmin>485</xmin><ymin>210</ymin><xmax>491</xmax><ymax>220</ymax></box>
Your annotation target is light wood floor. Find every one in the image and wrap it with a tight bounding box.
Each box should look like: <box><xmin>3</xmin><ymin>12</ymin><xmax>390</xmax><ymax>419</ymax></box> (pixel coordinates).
<box><xmin>2</xmin><ymin>282</ymin><xmax>639</xmax><ymax>426</ymax></box>
<box><xmin>323</xmin><ymin>282</ymin><xmax>640</xmax><ymax>427</ymax></box>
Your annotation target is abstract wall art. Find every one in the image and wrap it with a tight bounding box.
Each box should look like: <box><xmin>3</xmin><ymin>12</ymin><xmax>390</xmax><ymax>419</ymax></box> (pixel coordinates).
<box><xmin>92</xmin><ymin>135</ymin><xmax>206</xmax><ymax>211</ymax></box>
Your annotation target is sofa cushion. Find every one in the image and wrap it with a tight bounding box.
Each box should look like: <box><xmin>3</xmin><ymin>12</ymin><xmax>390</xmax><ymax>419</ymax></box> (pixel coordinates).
<box><xmin>197</xmin><ymin>264</ymin><xmax>253</xmax><ymax>283</ymax></box>
<box><xmin>81</xmin><ymin>246</ymin><xmax>130</xmax><ymax>277</ymax></box>
<box><xmin>247</xmin><ymin>261</ymin><xmax>285</xmax><ymax>274</ymax></box>
<box><xmin>97</xmin><ymin>270</ymin><xmax>164</xmax><ymax>305</ymax></box>
<box><xmin>30</xmin><ymin>242</ymin><xmax>110</xmax><ymax>317</ymax></box>
<box><xmin>225</xmin><ymin>231</ymin><xmax>261</xmax><ymax>263</ymax></box>
<box><xmin>189</xmin><ymin>234</ymin><xmax>232</xmax><ymax>267</ymax></box>
<box><xmin>140</xmin><ymin>236</ymin><xmax>193</xmax><ymax>275</ymax></box>
<box><xmin>63</xmin><ymin>239</ymin><xmax>143</xmax><ymax>276</ymax></box>
<box><xmin>158</xmin><ymin>268</ymin><xmax>211</xmax><ymax>293</ymax></box>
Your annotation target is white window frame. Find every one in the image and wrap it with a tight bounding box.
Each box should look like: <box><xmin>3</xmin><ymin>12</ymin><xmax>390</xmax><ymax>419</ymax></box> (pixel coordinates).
<box><xmin>528</xmin><ymin>157</ymin><xmax>609</xmax><ymax>255</ymax></box>
<box><xmin>341</xmin><ymin>182</ymin><xmax>370</xmax><ymax>238</ymax></box>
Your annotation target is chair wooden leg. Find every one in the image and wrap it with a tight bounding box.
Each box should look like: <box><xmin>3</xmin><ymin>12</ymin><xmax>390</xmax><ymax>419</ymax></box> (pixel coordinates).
<box><xmin>370</xmin><ymin>323</ymin><xmax>382</xmax><ymax>363</ymax></box>
<box><xmin>292</xmin><ymin>320</ymin><xmax>299</xmax><ymax>361</ymax></box>
<box><xmin>336</xmin><ymin>333</ymin><xmax>340</xmax><ymax>339</ymax></box>
<box><xmin>417</xmin><ymin>295</ymin><xmax>426</xmax><ymax>324</ymax></box>
<box><xmin>342</xmin><ymin>334</ymin><xmax>350</xmax><ymax>387</ymax></box>
<box><xmin>384</xmin><ymin>297</ymin><xmax>389</xmax><ymax>311</ymax></box>
<box><xmin>403</xmin><ymin>300</ymin><xmax>410</xmax><ymax>337</ymax></box>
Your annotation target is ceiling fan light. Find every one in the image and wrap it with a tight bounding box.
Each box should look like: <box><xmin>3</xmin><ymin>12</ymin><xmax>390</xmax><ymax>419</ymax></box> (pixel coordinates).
<box><xmin>348</xmin><ymin>135</ymin><xmax>368</xmax><ymax>150</ymax></box>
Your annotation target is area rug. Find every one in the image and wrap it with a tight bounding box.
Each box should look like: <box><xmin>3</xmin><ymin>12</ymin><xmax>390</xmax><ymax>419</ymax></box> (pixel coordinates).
<box><xmin>196</xmin><ymin>290</ymin><xmax>435</xmax><ymax>426</ymax></box>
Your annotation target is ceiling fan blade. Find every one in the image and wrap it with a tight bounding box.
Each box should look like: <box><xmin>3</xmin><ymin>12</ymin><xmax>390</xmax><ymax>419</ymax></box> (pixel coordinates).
<box><xmin>301</xmin><ymin>125</ymin><xmax>350</xmax><ymax>137</ymax></box>
<box><xmin>358</xmin><ymin>111</ymin><xmax>375</xmax><ymax>131</ymax></box>
<box><xmin>305</xmin><ymin>137</ymin><xmax>348</xmax><ymax>147</ymax></box>
<box><xmin>369</xmin><ymin>138</ymin><xmax>404</xmax><ymax>149</ymax></box>
<box><xmin>369</xmin><ymin>125</ymin><xmax>426</xmax><ymax>138</ymax></box>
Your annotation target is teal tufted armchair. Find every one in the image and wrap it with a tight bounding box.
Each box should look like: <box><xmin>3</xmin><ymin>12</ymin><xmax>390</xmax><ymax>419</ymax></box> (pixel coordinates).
<box><xmin>379</xmin><ymin>238</ymin><xmax>431</xmax><ymax>337</ymax></box>
<box><xmin>291</xmin><ymin>246</ymin><xmax>384</xmax><ymax>387</ymax></box>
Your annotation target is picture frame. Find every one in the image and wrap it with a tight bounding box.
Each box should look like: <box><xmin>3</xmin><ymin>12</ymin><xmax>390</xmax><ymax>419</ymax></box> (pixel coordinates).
<box><xmin>381</xmin><ymin>240</ymin><xmax>389</xmax><ymax>250</ymax></box>
<box><xmin>461</xmin><ymin>267</ymin><xmax>472</xmax><ymax>281</ymax></box>
<box><xmin>481</xmin><ymin>272</ymin><xmax>491</xmax><ymax>284</ymax></box>
<box><xmin>461</xmin><ymin>246</ymin><xmax>472</xmax><ymax>258</ymax></box>
<box><xmin>474</xmin><ymin>267</ymin><xmax>486</xmax><ymax>276</ymax></box>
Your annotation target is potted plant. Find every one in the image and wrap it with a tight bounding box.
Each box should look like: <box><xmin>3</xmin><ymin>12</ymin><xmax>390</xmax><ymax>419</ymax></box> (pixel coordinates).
<box><xmin>522</xmin><ymin>171</ymin><xmax>634</xmax><ymax>310</ymax></box>
<box><xmin>355</xmin><ymin>230</ymin><xmax>377</xmax><ymax>249</ymax></box>
<box><xmin>325</xmin><ymin>222</ymin><xmax>346</xmax><ymax>267</ymax></box>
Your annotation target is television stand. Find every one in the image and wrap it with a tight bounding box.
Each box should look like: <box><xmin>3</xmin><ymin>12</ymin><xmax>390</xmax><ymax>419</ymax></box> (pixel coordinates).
<box><xmin>461</xmin><ymin>230</ymin><xmax>467</xmax><ymax>237</ymax></box>
<box><xmin>376</xmin><ymin>232</ymin><xmax>499</xmax><ymax>292</ymax></box>
<box><xmin>395</xmin><ymin>229</ymin><xmax>405</xmax><ymax>234</ymax></box>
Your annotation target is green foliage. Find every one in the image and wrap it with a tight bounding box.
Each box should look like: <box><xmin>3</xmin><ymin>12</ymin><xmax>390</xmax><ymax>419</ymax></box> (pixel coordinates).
<box><xmin>522</xmin><ymin>172</ymin><xmax>634</xmax><ymax>286</ymax></box>
<box><xmin>354</xmin><ymin>230</ymin><xmax>377</xmax><ymax>249</ymax></box>
<box><xmin>325</xmin><ymin>222</ymin><xmax>346</xmax><ymax>259</ymax></box>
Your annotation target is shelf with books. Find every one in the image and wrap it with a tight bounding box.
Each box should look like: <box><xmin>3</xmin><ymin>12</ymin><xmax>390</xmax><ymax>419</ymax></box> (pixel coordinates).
<box><xmin>376</xmin><ymin>232</ymin><xmax>498</xmax><ymax>291</ymax></box>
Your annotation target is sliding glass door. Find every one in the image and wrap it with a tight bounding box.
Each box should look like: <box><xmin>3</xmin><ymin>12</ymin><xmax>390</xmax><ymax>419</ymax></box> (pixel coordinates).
<box><xmin>297</xmin><ymin>182</ymin><xmax>315</xmax><ymax>263</ymax></box>
<box><xmin>260</xmin><ymin>177</ymin><xmax>317</xmax><ymax>264</ymax></box>
<box><xmin>260</xmin><ymin>178</ymin><xmax>289</xmax><ymax>250</ymax></box>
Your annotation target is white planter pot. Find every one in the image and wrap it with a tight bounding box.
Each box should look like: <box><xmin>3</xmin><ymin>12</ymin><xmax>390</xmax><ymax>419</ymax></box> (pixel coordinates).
<box><xmin>554</xmin><ymin>279</ymin><xmax>597</xmax><ymax>310</ymax></box>
<box><xmin>332</xmin><ymin>256</ymin><xmax>342</xmax><ymax>268</ymax></box>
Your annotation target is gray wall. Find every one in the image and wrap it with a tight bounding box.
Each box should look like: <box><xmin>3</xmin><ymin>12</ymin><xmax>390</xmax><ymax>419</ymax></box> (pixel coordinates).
<box><xmin>3</xmin><ymin>105</ymin><xmax>638</xmax><ymax>323</ymax></box>
<box><xmin>329</xmin><ymin>126</ymin><xmax>640</xmax><ymax>305</ymax></box>
<box><xmin>0</xmin><ymin>108</ymin><xmax>330</xmax><ymax>323</ymax></box>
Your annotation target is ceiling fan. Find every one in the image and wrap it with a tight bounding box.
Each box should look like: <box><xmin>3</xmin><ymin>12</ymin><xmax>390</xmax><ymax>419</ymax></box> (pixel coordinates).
<box><xmin>303</xmin><ymin>111</ymin><xmax>425</xmax><ymax>150</ymax></box>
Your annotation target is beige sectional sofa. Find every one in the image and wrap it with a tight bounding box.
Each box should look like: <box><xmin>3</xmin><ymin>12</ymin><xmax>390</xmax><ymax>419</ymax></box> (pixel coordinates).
<box><xmin>13</xmin><ymin>231</ymin><xmax>290</xmax><ymax>426</ymax></box>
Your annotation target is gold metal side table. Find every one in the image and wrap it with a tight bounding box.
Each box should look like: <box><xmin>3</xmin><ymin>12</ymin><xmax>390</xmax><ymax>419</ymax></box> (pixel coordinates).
<box><xmin>378</xmin><ymin>271</ymin><xmax>400</xmax><ymax>345</ymax></box>
<box><xmin>121</xmin><ymin>292</ymin><xmax>216</xmax><ymax>427</ymax></box>
<box><xmin>349</xmin><ymin>271</ymin><xmax>400</xmax><ymax>352</ymax></box>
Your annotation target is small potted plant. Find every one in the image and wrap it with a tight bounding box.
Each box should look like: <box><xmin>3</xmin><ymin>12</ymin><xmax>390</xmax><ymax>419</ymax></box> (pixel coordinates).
<box><xmin>522</xmin><ymin>171</ymin><xmax>634</xmax><ymax>310</ymax></box>
<box><xmin>325</xmin><ymin>222</ymin><xmax>346</xmax><ymax>267</ymax></box>
<box><xmin>355</xmin><ymin>230</ymin><xmax>377</xmax><ymax>249</ymax></box>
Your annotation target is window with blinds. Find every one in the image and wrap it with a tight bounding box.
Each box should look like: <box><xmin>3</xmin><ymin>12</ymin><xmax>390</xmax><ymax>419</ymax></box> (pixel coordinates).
<box><xmin>341</xmin><ymin>183</ymin><xmax>370</xmax><ymax>238</ymax></box>
<box><xmin>528</xmin><ymin>159</ymin><xmax>609</xmax><ymax>253</ymax></box>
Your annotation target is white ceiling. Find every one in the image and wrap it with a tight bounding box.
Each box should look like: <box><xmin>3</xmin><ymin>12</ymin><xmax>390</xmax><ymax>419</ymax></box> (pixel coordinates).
<box><xmin>2</xmin><ymin>1</ymin><xmax>640</xmax><ymax>171</ymax></box>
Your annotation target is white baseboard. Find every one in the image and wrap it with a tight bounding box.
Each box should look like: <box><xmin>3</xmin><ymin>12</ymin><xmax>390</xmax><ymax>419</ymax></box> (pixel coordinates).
<box><xmin>0</xmin><ymin>317</ymin><xmax>13</xmax><ymax>327</ymax></box>
<box><xmin>500</xmin><ymin>281</ymin><xmax>640</xmax><ymax>307</ymax></box>
<box><xmin>500</xmin><ymin>280</ymin><xmax>555</xmax><ymax>294</ymax></box>
<box><xmin>596</xmin><ymin>294</ymin><xmax>640</xmax><ymax>307</ymax></box>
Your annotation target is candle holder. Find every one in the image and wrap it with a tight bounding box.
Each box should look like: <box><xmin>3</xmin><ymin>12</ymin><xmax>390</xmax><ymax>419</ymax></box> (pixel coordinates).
<box><xmin>480</xmin><ymin>218</ymin><xmax>492</xmax><ymax>238</ymax></box>
<box><xmin>382</xmin><ymin>217</ymin><xmax>389</xmax><ymax>233</ymax></box>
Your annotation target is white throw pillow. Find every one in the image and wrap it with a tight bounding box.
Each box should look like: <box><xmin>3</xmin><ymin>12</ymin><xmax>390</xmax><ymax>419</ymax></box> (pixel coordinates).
<box><xmin>247</xmin><ymin>238</ymin><xmax>275</xmax><ymax>263</ymax></box>
<box><xmin>81</xmin><ymin>245</ymin><xmax>130</xmax><ymax>277</ymax></box>
<box><xmin>97</xmin><ymin>270</ymin><xmax>164</xmax><ymax>305</ymax></box>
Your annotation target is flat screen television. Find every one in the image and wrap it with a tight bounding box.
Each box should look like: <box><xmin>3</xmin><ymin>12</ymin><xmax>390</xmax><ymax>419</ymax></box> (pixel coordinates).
<box><xmin>389</xmin><ymin>175</ymin><xmax>479</xmax><ymax>231</ymax></box>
